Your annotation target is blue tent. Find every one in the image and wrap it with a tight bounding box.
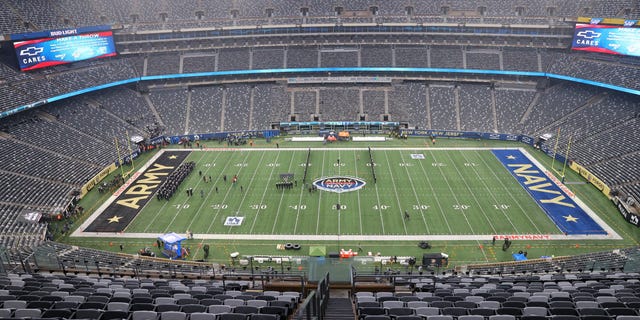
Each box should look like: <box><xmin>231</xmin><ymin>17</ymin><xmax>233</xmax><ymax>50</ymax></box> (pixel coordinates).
<box><xmin>158</xmin><ymin>232</ymin><xmax>187</xmax><ymax>259</ymax></box>
<box><xmin>512</xmin><ymin>253</ymin><xmax>528</xmax><ymax>261</ymax></box>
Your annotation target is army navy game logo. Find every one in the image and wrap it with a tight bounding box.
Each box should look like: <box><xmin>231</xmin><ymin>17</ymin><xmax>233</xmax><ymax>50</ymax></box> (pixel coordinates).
<box><xmin>224</xmin><ymin>216</ymin><xmax>244</xmax><ymax>226</ymax></box>
<box><xmin>313</xmin><ymin>176</ymin><xmax>366</xmax><ymax>193</ymax></box>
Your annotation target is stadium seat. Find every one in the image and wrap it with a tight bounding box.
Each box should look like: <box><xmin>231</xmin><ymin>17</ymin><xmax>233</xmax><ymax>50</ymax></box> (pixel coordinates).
<box><xmin>606</xmin><ymin>308</ymin><xmax>639</xmax><ymax>317</ymax></box>
<box><xmin>107</xmin><ymin>301</ymin><xmax>130</xmax><ymax>311</ymax></box>
<box><xmin>131</xmin><ymin>310</ymin><xmax>158</xmax><ymax>320</ymax></box>
<box><xmin>156</xmin><ymin>304</ymin><xmax>181</xmax><ymax>312</ymax></box>
<box><xmin>53</xmin><ymin>301</ymin><xmax>80</xmax><ymax>310</ymax></box>
<box><xmin>180</xmin><ymin>304</ymin><xmax>206</xmax><ymax>313</ymax></box>
<box><xmin>387</xmin><ymin>307</ymin><xmax>414</xmax><ymax>317</ymax></box>
<box><xmin>14</xmin><ymin>308</ymin><xmax>41</xmax><ymax>318</ymax></box>
<box><xmin>260</xmin><ymin>305</ymin><xmax>288</xmax><ymax>319</ymax></box>
<box><xmin>200</xmin><ymin>298</ymin><xmax>223</xmax><ymax>306</ymax></box>
<box><xmin>382</xmin><ymin>300</ymin><xmax>405</xmax><ymax>309</ymax></box>
<box><xmin>400</xmin><ymin>296</ymin><xmax>421</xmax><ymax>303</ymax></box>
<box><xmin>469</xmin><ymin>308</ymin><xmax>497</xmax><ymax>317</ymax></box>
<box><xmin>442</xmin><ymin>307</ymin><xmax>469</xmax><ymax>317</ymax></box>
<box><xmin>190</xmin><ymin>313</ymin><xmax>216</xmax><ymax>320</ymax></box>
<box><xmin>79</xmin><ymin>301</ymin><xmax>107</xmax><ymax>310</ymax></box>
<box><xmin>415</xmin><ymin>307</ymin><xmax>440</xmax><ymax>316</ymax></box>
<box><xmin>218</xmin><ymin>314</ymin><xmax>249</xmax><ymax>320</ymax></box>
<box><xmin>489</xmin><ymin>315</ymin><xmax>517</xmax><ymax>320</ymax></box>
<box><xmin>0</xmin><ymin>309</ymin><xmax>10</xmax><ymax>318</ymax></box>
<box><xmin>225</xmin><ymin>298</ymin><xmax>245</xmax><ymax>307</ymax></box>
<box><xmin>161</xmin><ymin>311</ymin><xmax>187</xmax><ymax>320</ymax></box>
<box><xmin>363</xmin><ymin>316</ymin><xmax>391</xmax><ymax>320</ymax></box>
<box><xmin>249</xmin><ymin>315</ymin><xmax>278</xmax><ymax>320</ymax></box>
<box><xmin>455</xmin><ymin>301</ymin><xmax>478</xmax><ymax>309</ymax></box>
<box><xmin>497</xmin><ymin>308</ymin><xmax>523</xmax><ymax>316</ymax></box>
<box><xmin>2</xmin><ymin>300</ymin><xmax>26</xmax><ymax>309</ymax></box>
<box><xmin>208</xmin><ymin>305</ymin><xmax>233</xmax><ymax>314</ymax></box>
<box><xmin>430</xmin><ymin>301</ymin><xmax>454</xmax><ymax>308</ymax></box>
<box><xmin>406</xmin><ymin>301</ymin><xmax>429</xmax><ymax>309</ymax></box>
<box><xmin>100</xmin><ymin>310</ymin><xmax>130</xmax><ymax>320</ymax></box>
<box><xmin>73</xmin><ymin>309</ymin><xmax>104</xmax><ymax>319</ymax></box>
<box><xmin>426</xmin><ymin>316</ymin><xmax>454</xmax><ymax>320</ymax></box>
<box><xmin>550</xmin><ymin>316</ymin><xmax>580</xmax><ymax>320</ymax></box>
<box><xmin>234</xmin><ymin>305</ymin><xmax>260</xmax><ymax>314</ymax></box>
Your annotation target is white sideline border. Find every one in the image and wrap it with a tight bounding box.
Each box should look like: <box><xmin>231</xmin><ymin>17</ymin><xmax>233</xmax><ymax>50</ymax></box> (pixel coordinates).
<box><xmin>71</xmin><ymin>147</ymin><xmax>621</xmax><ymax>241</ymax></box>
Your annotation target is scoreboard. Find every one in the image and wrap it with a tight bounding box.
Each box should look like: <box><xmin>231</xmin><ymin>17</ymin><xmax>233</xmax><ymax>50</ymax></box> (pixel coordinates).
<box><xmin>11</xmin><ymin>25</ymin><xmax>117</xmax><ymax>71</ymax></box>
<box><xmin>571</xmin><ymin>23</ymin><xmax>640</xmax><ymax>57</ymax></box>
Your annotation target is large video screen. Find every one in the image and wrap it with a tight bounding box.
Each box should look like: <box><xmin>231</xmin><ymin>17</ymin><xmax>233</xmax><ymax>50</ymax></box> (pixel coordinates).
<box><xmin>13</xmin><ymin>30</ymin><xmax>116</xmax><ymax>71</ymax></box>
<box><xmin>572</xmin><ymin>23</ymin><xmax>640</xmax><ymax>57</ymax></box>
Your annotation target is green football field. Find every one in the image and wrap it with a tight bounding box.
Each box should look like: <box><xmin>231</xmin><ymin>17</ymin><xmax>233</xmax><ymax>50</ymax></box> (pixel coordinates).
<box><xmin>64</xmin><ymin>138</ymin><xmax>640</xmax><ymax>267</ymax></box>
<box><xmin>123</xmin><ymin>147</ymin><xmax>563</xmax><ymax>237</ymax></box>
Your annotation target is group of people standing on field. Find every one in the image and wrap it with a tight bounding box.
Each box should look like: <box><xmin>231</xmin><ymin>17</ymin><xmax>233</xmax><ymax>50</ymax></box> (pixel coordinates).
<box><xmin>156</xmin><ymin>161</ymin><xmax>196</xmax><ymax>200</ymax></box>
<box><xmin>157</xmin><ymin>165</ymin><xmax>243</xmax><ymax>201</ymax></box>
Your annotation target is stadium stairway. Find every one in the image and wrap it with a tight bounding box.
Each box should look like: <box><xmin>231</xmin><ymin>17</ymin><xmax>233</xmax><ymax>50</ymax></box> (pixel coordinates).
<box><xmin>324</xmin><ymin>296</ymin><xmax>356</xmax><ymax>320</ymax></box>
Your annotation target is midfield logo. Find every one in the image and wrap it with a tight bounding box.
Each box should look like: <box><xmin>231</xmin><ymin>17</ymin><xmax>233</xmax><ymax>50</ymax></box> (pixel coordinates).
<box><xmin>313</xmin><ymin>176</ymin><xmax>366</xmax><ymax>193</ymax></box>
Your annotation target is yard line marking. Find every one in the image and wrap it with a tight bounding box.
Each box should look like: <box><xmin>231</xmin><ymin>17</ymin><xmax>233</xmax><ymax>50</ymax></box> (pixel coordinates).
<box><xmin>353</xmin><ymin>150</ymin><xmax>364</xmax><ymax>235</ymax></box>
<box><xmin>203</xmin><ymin>150</ymin><xmax>253</xmax><ymax>235</ymax></box>
<box><xmin>228</xmin><ymin>150</ymin><xmax>267</xmax><ymax>234</ymax></box>
<box><xmin>270</xmin><ymin>150</ymin><xmax>296</xmax><ymax>233</ymax></box>
<box><xmin>442</xmin><ymin>150</ymin><xmax>498</xmax><ymax>235</ymax></box>
<box><xmin>432</xmin><ymin>152</ymin><xmax>489</xmax><ymax>262</ymax></box>
<box><xmin>183</xmin><ymin>151</ymin><xmax>226</xmax><ymax>231</ymax></box>
<box><xmin>315</xmin><ymin>150</ymin><xmax>326</xmax><ymax>235</ymax></box>
<box><xmin>249</xmin><ymin>150</ymin><xmax>281</xmax><ymax>233</ymax></box>
<box><xmin>188</xmin><ymin>151</ymin><xmax>236</xmax><ymax>258</ymax></box>
<box><xmin>398</xmin><ymin>151</ymin><xmax>430</xmax><ymax>233</ymax></box>
<box><xmin>431</xmin><ymin>152</ymin><xmax>477</xmax><ymax>234</ymax></box>
<box><xmin>372</xmin><ymin>161</ymin><xmax>386</xmax><ymax>234</ymax></box>
<box><xmin>382</xmin><ymin>150</ymin><xmax>408</xmax><ymax>235</ymax></box>
<box><xmin>337</xmin><ymin>150</ymin><xmax>341</xmax><ymax>237</ymax></box>
<box><xmin>293</xmin><ymin>152</ymin><xmax>307</xmax><ymax>234</ymax></box>
<box><xmin>461</xmin><ymin>150</ymin><xmax>526</xmax><ymax>233</ymax></box>
<box><xmin>415</xmin><ymin>151</ymin><xmax>453</xmax><ymax>234</ymax></box>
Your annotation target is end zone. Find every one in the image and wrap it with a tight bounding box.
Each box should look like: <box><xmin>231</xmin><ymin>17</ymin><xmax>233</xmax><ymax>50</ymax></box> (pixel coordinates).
<box><xmin>492</xmin><ymin>148</ymin><xmax>619</xmax><ymax>238</ymax></box>
<box><xmin>75</xmin><ymin>150</ymin><xmax>190</xmax><ymax>234</ymax></box>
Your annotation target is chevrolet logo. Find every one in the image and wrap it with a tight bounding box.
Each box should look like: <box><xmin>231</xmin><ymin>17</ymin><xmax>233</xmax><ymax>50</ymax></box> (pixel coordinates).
<box><xmin>576</xmin><ymin>30</ymin><xmax>601</xmax><ymax>39</ymax></box>
<box><xmin>19</xmin><ymin>46</ymin><xmax>44</xmax><ymax>56</ymax></box>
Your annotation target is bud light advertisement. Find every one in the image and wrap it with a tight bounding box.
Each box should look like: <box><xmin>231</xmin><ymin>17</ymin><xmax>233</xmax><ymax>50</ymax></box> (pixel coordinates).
<box><xmin>13</xmin><ymin>30</ymin><xmax>117</xmax><ymax>71</ymax></box>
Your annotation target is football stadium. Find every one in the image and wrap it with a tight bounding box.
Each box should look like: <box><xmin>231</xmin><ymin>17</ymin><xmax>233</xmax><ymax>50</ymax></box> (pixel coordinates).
<box><xmin>0</xmin><ymin>1</ymin><xmax>639</xmax><ymax>319</ymax></box>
